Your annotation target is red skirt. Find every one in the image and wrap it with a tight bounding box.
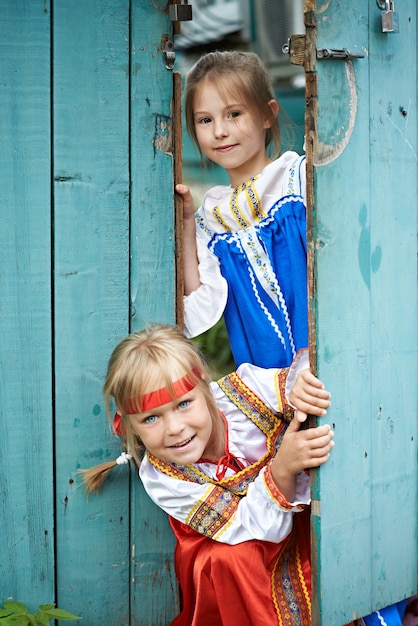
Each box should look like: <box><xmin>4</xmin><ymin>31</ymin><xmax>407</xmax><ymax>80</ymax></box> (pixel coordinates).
<box><xmin>169</xmin><ymin>509</ymin><xmax>312</xmax><ymax>626</ymax></box>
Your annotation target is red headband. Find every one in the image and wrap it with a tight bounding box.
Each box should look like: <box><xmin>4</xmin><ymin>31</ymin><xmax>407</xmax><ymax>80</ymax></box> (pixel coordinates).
<box><xmin>122</xmin><ymin>367</ymin><xmax>202</xmax><ymax>415</ymax></box>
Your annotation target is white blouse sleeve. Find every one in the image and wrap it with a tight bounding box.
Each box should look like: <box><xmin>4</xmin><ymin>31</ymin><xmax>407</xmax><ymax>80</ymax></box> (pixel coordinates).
<box><xmin>284</xmin><ymin>348</ymin><xmax>310</xmax><ymax>407</ymax></box>
<box><xmin>183</xmin><ymin>232</ymin><xmax>228</xmax><ymax>338</ymax></box>
<box><xmin>139</xmin><ymin>455</ymin><xmax>310</xmax><ymax>545</ymax></box>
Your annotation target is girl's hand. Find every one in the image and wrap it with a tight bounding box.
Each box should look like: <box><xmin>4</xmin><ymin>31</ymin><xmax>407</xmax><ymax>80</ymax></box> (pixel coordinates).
<box><xmin>175</xmin><ymin>183</ymin><xmax>201</xmax><ymax>294</ymax></box>
<box><xmin>279</xmin><ymin>411</ymin><xmax>334</xmax><ymax>472</ymax></box>
<box><xmin>175</xmin><ymin>184</ymin><xmax>195</xmax><ymax>220</ymax></box>
<box><xmin>289</xmin><ymin>368</ymin><xmax>331</xmax><ymax>417</ymax></box>
<box><xmin>270</xmin><ymin>411</ymin><xmax>334</xmax><ymax>501</ymax></box>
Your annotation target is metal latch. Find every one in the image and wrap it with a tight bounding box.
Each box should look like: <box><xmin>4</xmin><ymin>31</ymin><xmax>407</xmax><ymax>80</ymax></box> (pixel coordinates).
<box><xmin>282</xmin><ymin>36</ymin><xmax>364</xmax><ymax>66</ymax></box>
<box><xmin>316</xmin><ymin>48</ymin><xmax>364</xmax><ymax>60</ymax></box>
<box><xmin>169</xmin><ymin>1</ymin><xmax>192</xmax><ymax>22</ymax></box>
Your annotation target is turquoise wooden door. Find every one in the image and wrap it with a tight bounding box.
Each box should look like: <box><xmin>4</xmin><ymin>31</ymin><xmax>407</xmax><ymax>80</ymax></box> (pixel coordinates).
<box><xmin>305</xmin><ymin>1</ymin><xmax>417</xmax><ymax>624</ymax></box>
<box><xmin>0</xmin><ymin>1</ymin><xmax>178</xmax><ymax>624</ymax></box>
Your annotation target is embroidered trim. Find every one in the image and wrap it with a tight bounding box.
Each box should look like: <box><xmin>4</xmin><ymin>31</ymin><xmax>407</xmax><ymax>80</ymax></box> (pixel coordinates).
<box><xmin>277</xmin><ymin>369</ymin><xmax>294</xmax><ymax>424</ymax></box>
<box><xmin>263</xmin><ymin>465</ymin><xmax>293</xmax><ymax>510</ymax></box>
<box><xmin>195</xmin><ymin>209</ymin><xmax>214</xmax><ymax>241</ymax></box>
<box><xmin>271</xmin><ymin>528</ymin><xmax>311</xmax><ymax>626</ymax></box>
<box><xmin>287</xmin><ymin>155</ymin><xmax>306</xmax><ymax>196</ymax></box>
<box><xmin>212</xmin><ymin>203</ymin><xmax>230</xmax><ymax>232</ymax></box>
<box><xmin>147</xmin><ymin>453</ymin><xmax>214</xmax><ymax>484</ymax></box>
<box><xmin>230</xmin><ymin>183</ymin><xmax>250</xmax><ymax>229</ymax></box>
<box><xmin>218</xmin><ymin>370</ymin><xmax>293</xmax><ymax>430</ymax></box>
<box><xmin>218</xmin><ymin>371</ymin><xmax>280</xmax><ymax>434</ymax></box>
<box><xmin>147</xmin><ymin>449</ymin><xmax>270</xmax><ymax>497</ymax></box>
<box><xmin>186</xmin><ymin>484</ymin><xmax>240</xmax><ymax>538</ymax></box>
<box><xmin>237</xmin><ymin>235</ymin><xmax>288</xmax><ymax>351</ymax></box>
<box><xmin>246</xmin><ymin>180</ymin><xmax>267</xmax><ymax>221</ymax></box>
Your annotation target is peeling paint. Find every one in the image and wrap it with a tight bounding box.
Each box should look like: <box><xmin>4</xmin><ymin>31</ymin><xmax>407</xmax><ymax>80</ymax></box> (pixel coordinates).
<box><xmin>315</xmin><ymin>62</ymin><xmax>358</xmax><ymax>166</ymax></box>
<box><xmin>152</xmin><ymin>112</ymin><xmax>172</xmax><ymax>156</ymax></box>
<box><xmin>316</xmin><ymin>0</ymin><xmax>332</xmax><ymax>13</ymax></box>
<box><xmin>358</xmin><ymin>204</ymin><xmax>371</xmax><ymax>289</ymax></box>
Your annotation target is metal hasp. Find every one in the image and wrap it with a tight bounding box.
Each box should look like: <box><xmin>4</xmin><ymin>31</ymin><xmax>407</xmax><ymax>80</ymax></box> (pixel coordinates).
<box><xmin>282</xmin><ymin>37</ymin><xmax>364</xmax><ymax>66</ymax></box>
<box><xmin>169</xmin><ymin>1</ymin><xmax>192</xmax><ymax>22</ymax></box>
<box><xmin>164</xmin><ymin>40</ymin><xmax>176</xmax><ymax>70</ymax></box>
<box><xmin>316</xmin><ymin>48</ymin><xmax>365</xmax><ymax>60</ymax></box>
<box><xmin>381</xmin><ymin>0</ymin><xmax>399</xmax><ymax>32</ymax></box>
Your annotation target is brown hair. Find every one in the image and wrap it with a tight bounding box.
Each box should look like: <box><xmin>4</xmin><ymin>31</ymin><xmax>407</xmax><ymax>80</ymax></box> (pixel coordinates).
<box><xmin>184</xmin><ymin>50</ymin><xmax>281</xmax><ymax>159</ymax></box>
<box><xmin>81</xmin><ymin>325</ymin><xmax>223</xmax><ymax>492</ymax></box>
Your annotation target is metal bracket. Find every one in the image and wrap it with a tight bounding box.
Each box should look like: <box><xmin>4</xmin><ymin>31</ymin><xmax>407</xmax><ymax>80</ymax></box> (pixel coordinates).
<box><xmin>282</xmin><ymin>35</ymin><xmax>305</xmax><ymax>66</ymax></box>
<box><xmin>316</xmin><ymin>48</ymin><xmax>364</xmax><ymax>60</ymax></box>
<box><xmin>169</xmin><ymin>1</ymin><xmax>192</xmax><ymax>22</ymax></box>
<box><xmin>164</xmin><ymin>40</ymin><xmax>176</xmax><ymax>70</ymax></box>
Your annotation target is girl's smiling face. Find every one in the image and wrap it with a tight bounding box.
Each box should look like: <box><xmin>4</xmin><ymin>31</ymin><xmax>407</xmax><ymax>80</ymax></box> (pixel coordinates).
<box><xmin>193</xmin><ymin>78</ymin><xmax>278</xmax><ymax>187</ymax></box>
<box><xmin>129</xmin><ymin>385</ymin><xmax>223</xmax><ymax>465</ymax></box>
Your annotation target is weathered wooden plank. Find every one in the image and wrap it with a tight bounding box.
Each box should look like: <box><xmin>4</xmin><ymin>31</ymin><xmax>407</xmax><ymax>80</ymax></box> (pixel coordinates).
<box><xmin>130</xmin><ymin>8</ymin><xmax>176</xmax><ymax>328</ymax></box>
<box><xmin>367</xmin><ymin>2</ymin><xmax>417</xmax><ymax>609</ymax></box>
<box><xmin>309</xmin><ymin>9</ymin><xmax>374</xmax><ymax>623</ymax></box>
<box><xmin>0</xmin><ymin>1</ymin><xmax>54</xmax><ymax>606</ymax></box>
<box><xmin>129</xmin><ymin>3</ymin><xmax>179</xmax><ymax>624</ymax></box>
<box><xmin>309</xmin><ymin>1</ymin><xmax>417</xmax><ymax>623</ymax></box>
<box><xmin>52</xmin><ymin>1</ymin><xmax>131</xmax><ymax>623</ymax></box>
<box><xmin>174</xmin><ymin>71</ymin><xmax>185</xmax><ymax>328</ymax></box>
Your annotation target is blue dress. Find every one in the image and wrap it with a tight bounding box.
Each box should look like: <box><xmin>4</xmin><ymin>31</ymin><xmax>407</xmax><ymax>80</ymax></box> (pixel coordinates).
<box><xmin>363</xmin><ymin>600</ymin><xmax>407</xmax><ymax>626</ymax></box>
<box><xmin>184</xmin><ymin>152</ymin><xmax>307</xmax><ymax>369</ymax></box>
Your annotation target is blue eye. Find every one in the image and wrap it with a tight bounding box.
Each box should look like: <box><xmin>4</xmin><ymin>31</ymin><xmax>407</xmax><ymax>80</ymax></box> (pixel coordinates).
<box><xmin>144</xmin><ymin>415</ymin><xmax>158</xmax><ymax>424</ymax></box>
<box><xmin>178</xmin><ymin>400</ymin><xmax>190</xmax><ymax>410</ymax></box>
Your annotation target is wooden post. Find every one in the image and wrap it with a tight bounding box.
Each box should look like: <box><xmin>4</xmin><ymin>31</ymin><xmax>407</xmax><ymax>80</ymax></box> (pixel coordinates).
<box><xmin>173</xmin><ymin>71</ymin><xmax>184</xmax><ymax>329</ymax></box>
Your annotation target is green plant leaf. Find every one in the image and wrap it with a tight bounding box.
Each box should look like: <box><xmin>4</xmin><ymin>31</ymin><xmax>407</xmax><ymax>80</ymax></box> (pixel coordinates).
<box><xmin>0</xmin><ymin>618</ymin><xmax>17</xmax><ymax>626</ymax></box>
<box><xmin>1</xmin><ymin>603</ymin><xmax>28</xmax><ymax>614</ymax></box>
<box><xmin>0</xmin><ymin>609</ymin><xmax>13</xmax><ymax>617</ymax></box>
<box><xmin>11</xmin><ymin>617</ymin><xmax>30</xmax><ymax>626</ymax></box>
<box><xmin>44</xmin><ymin>609</ymin><xmax>80</xmax><ymax>621</ymax></box>
<box><xmin>32</xmin><ymin>613</ymin><xmax>50</xmax><ymax>626</ymax></box>
<box><xmin>37</xmin><ymin>606</ymin><xmax>54</xmax><ymax>612</ymax></box>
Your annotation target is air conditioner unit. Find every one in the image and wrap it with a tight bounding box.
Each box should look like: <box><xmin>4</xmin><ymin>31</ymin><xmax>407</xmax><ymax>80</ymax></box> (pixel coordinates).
<box><xmin>254</xmin><ymin>0</ymin><xmax>305</xmax><ymax>70</ymax></box>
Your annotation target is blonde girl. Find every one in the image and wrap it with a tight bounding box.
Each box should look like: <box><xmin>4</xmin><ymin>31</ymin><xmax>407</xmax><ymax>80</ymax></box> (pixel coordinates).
<box><xmin>82</xmin><ymin>324</ymin><xmax>334</xmax><ymax>626</ymax></box>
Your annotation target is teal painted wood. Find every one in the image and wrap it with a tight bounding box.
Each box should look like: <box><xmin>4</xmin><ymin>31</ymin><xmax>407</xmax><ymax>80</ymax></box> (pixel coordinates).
<box><xmin>310</xmin><ymin>1</ymin><xmax>417</xmax><ymax>624</ymax></box>
<box><xmin>0</xmin><ymin>1</ymin><xmax>55</xmax><ymax>607</ymax></box>
<box><xmin>0</xmin><ymin>1</ymin><xmax>178</xmax><ymax>623</ymax></box>
<box><xmin>53</xmin><ymin>1</ymin><xmax>131</xmax><ymax>623</ymax></box>
<box><xmin>130</xmin><ymin>2</ymin><xmax>179</xmax><ymax>624</ymax></box>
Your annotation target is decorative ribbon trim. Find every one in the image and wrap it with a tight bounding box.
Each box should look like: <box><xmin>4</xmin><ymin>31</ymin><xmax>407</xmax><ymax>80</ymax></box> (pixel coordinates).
<box><xmin>375</xmin><ymin>611</ymin><xmax>388</xmax><ymax>626</ymax></box>
<box><xmin>113</xmin><ymin>412</ymin><xmax>126</xmax><ymax>436</ymax></box>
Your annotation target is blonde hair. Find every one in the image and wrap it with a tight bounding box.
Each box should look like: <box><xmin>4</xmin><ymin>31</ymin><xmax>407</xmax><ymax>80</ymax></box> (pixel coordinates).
<box><xmin>81</xmin><ymin>325</ymin><xmax>223</xmax><ymax>492</ymax></box>
<box><xmin>185</xmin><ymin>50</ymin><xmax>281</xmax><ymax>160</ymax></box>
